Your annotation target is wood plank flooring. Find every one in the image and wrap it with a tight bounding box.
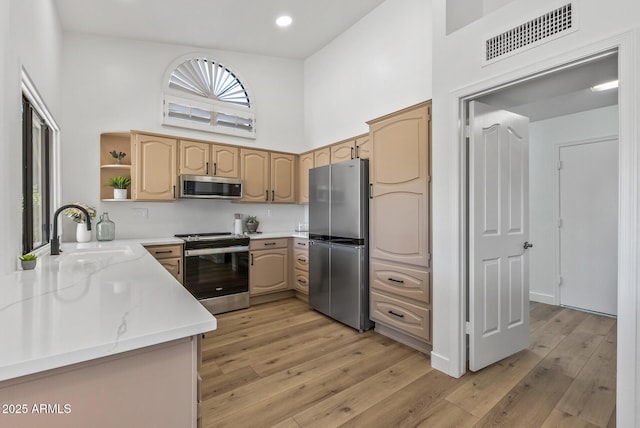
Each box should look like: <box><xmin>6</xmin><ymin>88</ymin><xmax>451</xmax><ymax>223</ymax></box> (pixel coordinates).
<box><xmin>200</xmin><ymin>299</ymin><xmax>616</xmax><ymax>428</ymax></box>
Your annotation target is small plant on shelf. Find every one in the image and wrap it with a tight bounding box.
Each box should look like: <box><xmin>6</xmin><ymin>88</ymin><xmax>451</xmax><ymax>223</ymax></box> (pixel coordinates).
<box><xmin>106</xmin><ymin>176</ymin><xmax>131</xmax><ymax>200</ymax></box>
<box><xmin>19</xmin><ymin>253</ymin><xmax>37</xmax><ymax>270</ymax></box>
<box><xmin>106</xmin><ymin>176</ymin><xmax>131</xmax><ymax>189</ymax></box>
<box><xmin>110</xmin><ymin>150</ymin><xmax>126</xmax><ymax>164</ymax></box>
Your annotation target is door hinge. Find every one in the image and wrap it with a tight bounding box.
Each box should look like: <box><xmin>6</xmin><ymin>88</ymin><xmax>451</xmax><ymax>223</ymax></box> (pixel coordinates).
<box><xmin>464</xmin><ymin>125</ymin><xmax>470</xmax><ymax>139</ymax></box>
<box><xmin>558</xmin><ymin>276</ymin><xmax>563</xmax><ymax>286</ymax></box>
<box><xmin>465</xmin><ymin>321</ymin><xmax>471</xmax><ymax>335</ymax></box>
<box><xmin>558</xmin><ymin>218</ymin><xmax>563</xmax><ymax>228</ymax></box>
<box><xmin>557</xmin><ymin>160</ymin><xmax>563</xmax><ymax>170</ymax></box>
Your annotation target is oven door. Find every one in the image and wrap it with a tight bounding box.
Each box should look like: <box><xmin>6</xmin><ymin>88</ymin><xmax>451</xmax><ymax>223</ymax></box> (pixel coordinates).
<box><xmin>183</xmin><ymin>246</ymin><xmax>249</xmax><ymax>300</ymax></box>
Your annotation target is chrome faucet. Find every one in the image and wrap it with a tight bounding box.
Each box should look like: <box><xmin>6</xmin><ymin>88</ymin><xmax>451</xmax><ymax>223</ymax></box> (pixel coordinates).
<box><xmin>50</xmin><ymin>204</ymin><xmax>92</xmax><ymax>255</ymax></box>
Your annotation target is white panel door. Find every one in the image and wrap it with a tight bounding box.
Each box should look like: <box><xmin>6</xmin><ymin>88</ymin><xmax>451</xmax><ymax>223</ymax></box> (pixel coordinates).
<box><xmin>469</xmin><ymin>101</ymin><xmax>530</xmax><ymax>371</ymax></box>
<box><xmin>559</xmin><ymin>139</ymin><xmax>618</xmax><ymax>316</ymax></box>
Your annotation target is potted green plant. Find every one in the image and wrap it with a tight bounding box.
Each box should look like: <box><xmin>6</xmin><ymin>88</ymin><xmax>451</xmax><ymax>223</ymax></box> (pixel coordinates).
<box><xmin>107</xmin><ymin>176</ymin><xmax>131</xmax><ymax>199</ymax></box>
<box><xmin>19</xmin><ymin>253</ymin><xmax>37</xmax><ymax>270</ymax></box>
<box><xmin>245</xmin><ymin>216</ymin><xmax>259</xmax><ymax>234</ymax></box>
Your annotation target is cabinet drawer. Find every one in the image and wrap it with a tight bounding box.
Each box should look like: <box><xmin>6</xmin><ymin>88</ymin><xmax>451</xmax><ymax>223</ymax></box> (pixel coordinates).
<box><xmin>145</xmin><ymin>244</ymin><xmax>183</xmax><ymax>259</ymax></box>
<box><xmin>370</xmin><ymin>291</ymin><xmax>430</xmax><ymax>343</ymax></box>
<box><xmin>249</xmin><ymin>238</ymin><xmax>288</xmax><ymax>250</ymax></box>
<box><xmin>294</xmin><ymin>269</ymin><xmax>309</xmax><ymax>294</ymax></box>
<box><xmin>293</xmin><ymin>249</ymin><xmax>309</xmax><ymax>271</ymax></box>
<box><xmin>370</xmin><ymin>260</ymin><xmax>430</xmax><ymax>304</ymax></box>
<box><xmin>293</xmin><ymin>238</ymin><xmax>309</xmax><ymax>249</ymax></box>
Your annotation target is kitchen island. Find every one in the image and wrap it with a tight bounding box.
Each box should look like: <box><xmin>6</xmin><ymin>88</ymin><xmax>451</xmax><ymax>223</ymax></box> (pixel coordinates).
<box><xmin>0</xmin><ymin>239</ymin><xmax>217</xmax><ymax>428</ymax></box>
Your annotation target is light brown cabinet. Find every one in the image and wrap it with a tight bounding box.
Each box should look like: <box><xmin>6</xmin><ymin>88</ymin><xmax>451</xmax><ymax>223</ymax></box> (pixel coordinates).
<box><xmin>369</xmin><ymin>103</ymin><xmax>431</xmax><ymax>267</ymax></box>
<box><xmin>145</xmin><ymin>244</ymin><xmax>183</xmax><ymax>284</ymax></box>
<box><xmin>292</xmin><ymin>238</ymin><xmax>309</xmax><ymax>296</ymax></box>
<box><xmin>330</xmin><ymin>133</ymin><xmax>370</xmax><ymax>164</ymax></box>
<box><xmin>249</xmin><ymin>239</ymin><xmax>288</xmax><ymax>295</ymax></box>
<box><xmin>313</xmin><ymin>147</ymin><xmax>330</xmax><ymax>168</ymax></box>
<box><xmin>100</xmin><ymin>132</ymin><xmax>133</xmax><ymax>201</ymax></box>
<box><xmin>179</xmin><ymin>140</ymin><xmax>239</xmax><ymax>178</ymax></box>
<box><xmin>240</xmin><ymin>149</ymin><xmax>295</xmax><ymax>203</ymax></box>
<box><xmin>132</xmin><ymin>133</ymin><xmax>178</xmax><ymax>201</ymax></box>
<box><xmin>298</xmin><ymin>151</ymin><xmax>314</xmax><ymax>203</ymax></box>
<box><xmin>367</xmin><ymin>101</ymin><xmax>432</xmax><ymax>351</ymax></box>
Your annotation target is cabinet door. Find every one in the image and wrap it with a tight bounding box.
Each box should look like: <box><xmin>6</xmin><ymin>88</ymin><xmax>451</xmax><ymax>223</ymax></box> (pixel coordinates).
<box><xmin>160</xmin><ymin>257</ymin><xmax>183</xmax><ymax>284</ymax></box>
<box><xmin>249</xmin><ymin>248</ymin><xmax>288</xmax><ymax>295</ymax></box>
<box><xmin>314</xmin><ymin>147</ymin><xmax>330</xmax><ymax>168</ymax></box>
<box><xmin>133</xmin><ymin>134</ymin><xmax>178</xmax><ymax>201</ymax></box>
<box><xmin>212</xmin><ymin>145</ymin><xmax>239</xmax><ymax>178</ymax></box>
<box><xmin>355</xmin><ymin>134</ymin><xmax>371</xmax><ymax>160</ymax></box>
<box><xmin>270</xmin><ymin>152</ymin><xmax>296</xmax><ymax>203</ymax></box>
<box><xmin>330</xmin><ymin>140</ymin><xmax>355</xmax><ymax>164</ymax></box>
<box><xmin>298</xmin><ymin>152</ymin><xmax>314</xmax><ymax>203</ymax></box>
<box><xmin>179</xmin><ymin>140</ymin><xmax>209</xmax><ymax>175</ymax></box>
<box><xmin>369</xmin><ymin>104</ymin><xmax>430</xmax><ymax>267</ymax></box>
<box><xmin>240</xmin><ymin>149</ymin><xmax>270</xmax><ymax>202</ymax></box>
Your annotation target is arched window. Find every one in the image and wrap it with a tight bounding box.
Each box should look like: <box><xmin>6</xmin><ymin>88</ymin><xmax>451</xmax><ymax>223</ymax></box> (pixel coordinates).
<box><xmin>163</xmin><ymin>56</ymin><xmax>255</xmax><ymax>139</ymax></box>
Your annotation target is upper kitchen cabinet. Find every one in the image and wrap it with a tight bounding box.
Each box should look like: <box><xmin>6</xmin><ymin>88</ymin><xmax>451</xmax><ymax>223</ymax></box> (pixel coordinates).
<box><xmin>368</xmin><ymin>101</ymin><xmax>431</xmax><ymax>268</ymax></box>
<box><xmin>240</xmin><ymin>149</ymin><xmax>295</xmax><ymax>203</ymax></box>
<box><xmin>270</xmin><ymin>152</ymin><xmax>296</xmax><ymax>203</ymax></box>
<box><xmin>179</xmin><ymin>140</ymin><xmax>239</xmax><ymax>178</ymax></box>
<box><xmin>330</xmin><ymin>133</ymin><xmax>371</xmax><ymax>164</ymax></box>
<box><xmin>298</xmin><ymin>151</ymin><xmax>314</xmax><ymax>203</ymax></box>
<box><xmin>131</xmin><ymin>133</ymin><xmax>178</xmax><ymax>201</ymax></box>
<box><xmin>100</xmin><ymin>132</ymin><xmax>132</xmax><ymax>201</ymax></box>
<box><xmin>313</xmin><ymin>147</ymin><xmax>330</xmax><ymax>168</ymax></box>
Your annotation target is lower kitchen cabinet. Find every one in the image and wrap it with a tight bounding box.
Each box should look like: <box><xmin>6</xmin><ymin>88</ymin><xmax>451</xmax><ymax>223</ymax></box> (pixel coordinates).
<box><xmin>145</xmin><ymin>244</ymin><xmax>183</xmax><ymax>284</ymax></box>
<box><xmin>292</xmin><ymin>238</ymin><xmax>309</xmax><ymax>296</ymax></box>
<box><xmin>249</xmin><ymin>239</ymin><xmax>288</xmax><ymax>295</ymax></box>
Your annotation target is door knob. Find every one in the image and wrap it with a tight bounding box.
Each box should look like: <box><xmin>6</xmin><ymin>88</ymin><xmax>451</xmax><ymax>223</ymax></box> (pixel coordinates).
<box><xmin>523</xmin><ymin>241</ymin><xmax>533</xmax><ymax>250</ymax></box>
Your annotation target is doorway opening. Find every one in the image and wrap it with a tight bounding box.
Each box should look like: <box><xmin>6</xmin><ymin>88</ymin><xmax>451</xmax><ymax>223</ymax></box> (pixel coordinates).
<box><xmin>463</xmin><ymin>49</ymin><xmax>619</xmax><ymax>371</ymax></box>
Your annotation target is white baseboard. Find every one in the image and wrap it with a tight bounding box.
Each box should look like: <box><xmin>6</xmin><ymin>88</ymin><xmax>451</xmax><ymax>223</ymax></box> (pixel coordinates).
<box><xmin>529</xmin><ymin>291</ymin><xmax>555</xmax><ymax>305</ymax></box>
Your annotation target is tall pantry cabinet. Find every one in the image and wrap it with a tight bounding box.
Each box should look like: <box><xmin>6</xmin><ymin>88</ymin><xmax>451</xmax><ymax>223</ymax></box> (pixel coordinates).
<box><xmin>368</xmin><ymin>101</ymin><xmax>432</xmax><ymax>353</ymax></box>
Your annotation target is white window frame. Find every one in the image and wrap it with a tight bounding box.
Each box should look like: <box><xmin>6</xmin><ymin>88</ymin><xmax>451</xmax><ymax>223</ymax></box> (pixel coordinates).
<box><xmin>162</xmin><ymin>54</ymin><xmax>256</xmax><ymax>139</ymax></box>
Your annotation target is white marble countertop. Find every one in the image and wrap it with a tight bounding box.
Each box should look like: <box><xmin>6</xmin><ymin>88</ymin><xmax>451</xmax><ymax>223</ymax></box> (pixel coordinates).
<box><xmin>0</xmin><ymin>239</ymin><xmax>217</xmax><ymax>382</ymax></box>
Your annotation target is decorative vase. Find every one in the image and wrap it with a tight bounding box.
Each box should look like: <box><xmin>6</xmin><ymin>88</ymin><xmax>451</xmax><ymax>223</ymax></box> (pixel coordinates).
<box><xmin>76</xmin><ymin>222</ymin><xmax>92</xmax><ymax>243</ymax></box>
<box><xmin>113</xmin><ymin>188</ymin><xmax>127</xmax><ymax>200</ymax></box>
<box><xmin>21</xmin><ymin>259</ymin><xmax>36</xmax><ymax>270</ymax></box>
<box><xmin>96</xmin><ymin>212</ymin><xmax>115</xmax><ymax>241</ymax></box>
<box><xmin>246</xmin><ymin>221</ymin><xmax>259</xmax><ymax>234</ymax></box>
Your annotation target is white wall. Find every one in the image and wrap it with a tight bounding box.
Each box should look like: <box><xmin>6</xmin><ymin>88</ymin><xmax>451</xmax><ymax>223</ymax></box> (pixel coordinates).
<box><xmin>431</xmin><ymin>0</ymin><xmax>640</xmax><ymax>423</ymax></box>
<box><xmin>303</xmin><ymin>0</ymin><xmax>432</xmax><ymax>150</ymax></box>
<box><xmin>59</xmin><ymin>33</ymin><xmax>306</xmax><ymax>240</ymax></box>
<box><xmin>529</xmin><ymin>105</ymin><xmax>619</xmax><ymax>304</ymax></box>
<box><xmin>1</xmin><ymin>0</ymin><xmax>63</xmax><ymax>273</ymax></box>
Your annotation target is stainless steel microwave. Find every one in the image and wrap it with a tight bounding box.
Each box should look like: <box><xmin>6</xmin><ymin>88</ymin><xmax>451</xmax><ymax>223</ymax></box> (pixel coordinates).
<box><xmin>180</xmin><ymin>175</ymin><xmax>242</xmax><ymax>199</ymax></box>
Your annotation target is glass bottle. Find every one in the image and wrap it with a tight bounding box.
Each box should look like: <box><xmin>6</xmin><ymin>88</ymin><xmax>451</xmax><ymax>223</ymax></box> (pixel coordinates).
<box><xmin>96</xmin><ymin>212</ymin><xmax>115</xmax><ymax>241</ymax></box>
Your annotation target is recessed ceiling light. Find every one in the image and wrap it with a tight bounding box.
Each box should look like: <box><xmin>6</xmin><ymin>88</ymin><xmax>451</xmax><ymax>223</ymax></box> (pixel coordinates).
<box><xmin>591</xmin><ymin>80</ymin><xmax>619</xmax><ymax>92</ymax></box>
<box><xmin>276</xmin><ymin>15</ymin><xmax>292</xmax><ymax>27</ymax></box>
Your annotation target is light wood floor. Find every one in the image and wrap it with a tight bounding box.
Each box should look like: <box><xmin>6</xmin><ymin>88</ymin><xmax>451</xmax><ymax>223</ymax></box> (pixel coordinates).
<box><xmin>200</xmin><ymin>298</ymin><xmax>616</xmax><ymax>428</ymax></box>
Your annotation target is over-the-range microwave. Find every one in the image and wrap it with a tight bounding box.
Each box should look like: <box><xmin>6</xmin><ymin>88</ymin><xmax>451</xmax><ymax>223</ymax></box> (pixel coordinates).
<box><xmin>180</xmin><ymin>175</ymin><xmax>242</xmax><ymax>199</ymax></box>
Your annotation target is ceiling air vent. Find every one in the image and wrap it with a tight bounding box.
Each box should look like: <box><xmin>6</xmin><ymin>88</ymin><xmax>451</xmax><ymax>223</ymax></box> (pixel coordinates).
<box><xmin>485</xmin><ymin>3</ymin><xmax>575</xmax><ymax>63</ymax></box>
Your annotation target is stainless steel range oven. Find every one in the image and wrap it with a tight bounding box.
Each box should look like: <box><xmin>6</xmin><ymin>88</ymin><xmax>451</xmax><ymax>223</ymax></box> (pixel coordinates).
<box><xmin>175</xmin><ymin>232</ymin><xmax>250</xmax><ymax>314</ymax></box>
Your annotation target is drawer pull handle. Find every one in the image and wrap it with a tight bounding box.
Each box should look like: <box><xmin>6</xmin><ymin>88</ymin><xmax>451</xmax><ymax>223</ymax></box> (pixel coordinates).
<box><xmin>297</xmin><ymin>257</ymin><xmax>306</xmax><ymax>262</ymax></box>
<box><xmin>388</xmin><ymin>277</ymin><xmax>404</xmax><ymax>284</ymax></box>
<box><xmin>388</xmin><ymin>310</ymin><xmax>405</xmax><ymax>318</ymax></box>
<box><xmin>297</xmin><ymin>242</ymin><xmax>306</xmax><ymax>246</ymax></box>
<box><xmin>155</xmin><ymin>250</ymin><xmax>173</xmax><ymax>254</ymax></box>
<box><xmin>264</xmin><ymin>242</ymin><xmax>277</xmax><ymax>246</ymax></box>
<box><xmin>298</xmin><ymin>279</ymin><xmax>307</xmax><ymax>284</ymax></box>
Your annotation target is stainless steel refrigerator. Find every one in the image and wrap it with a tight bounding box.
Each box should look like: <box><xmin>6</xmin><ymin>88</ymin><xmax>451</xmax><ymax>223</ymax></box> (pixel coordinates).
<box><xmin>308</xmin><ymin>158</ymin><xmax>373</xmax><ymax>332</ymax></box>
